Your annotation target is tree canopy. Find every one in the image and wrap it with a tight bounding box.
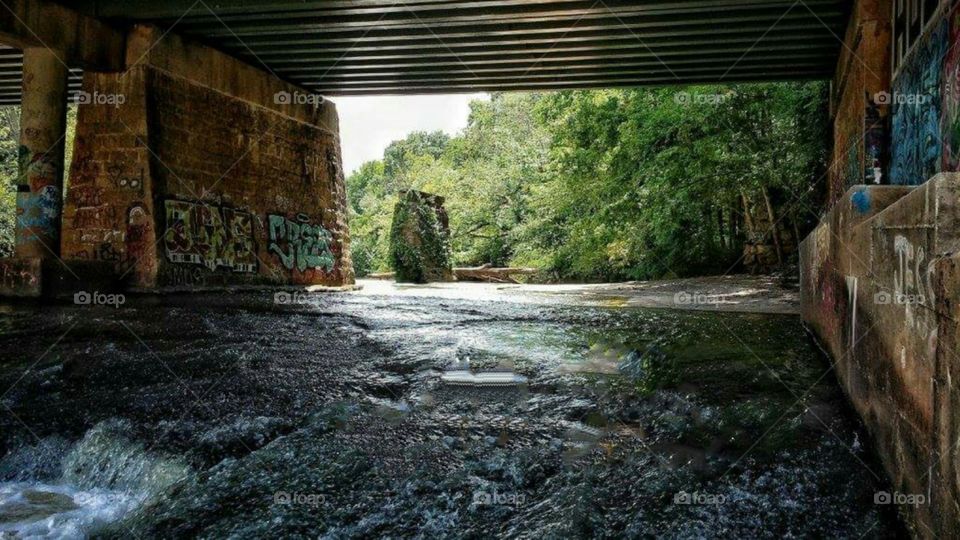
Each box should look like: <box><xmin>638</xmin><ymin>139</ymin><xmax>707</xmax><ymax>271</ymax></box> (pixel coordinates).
<box><xmin>348</xmin><ymin>83</ymin><xmax>828</xmax><ymax>281</ymax></box>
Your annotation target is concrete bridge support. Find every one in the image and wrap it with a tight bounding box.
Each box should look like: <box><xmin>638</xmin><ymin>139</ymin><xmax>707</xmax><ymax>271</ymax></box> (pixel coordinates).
<box><xmin>15</xmin><ymin>47</ymin><xmax>68</xmax><ymax>259</ymax></box>
<box><xmin>0</xmin><ymin>2</ymin><xmax>353</xmax><ymax>297</ymax></box>
<box><xmin>803</xmin><ymin>0</ymin><xmax>960</xmax><ymax>535</ymax></box>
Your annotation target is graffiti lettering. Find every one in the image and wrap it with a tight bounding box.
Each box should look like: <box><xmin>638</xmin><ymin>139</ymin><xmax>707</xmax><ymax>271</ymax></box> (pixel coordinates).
<box><xmin>267</xmin><ymin>214</ymin><xmax>335</xmax><ymax>273</ymax></box>
<box><xmin>165</xmin><ymin>265</ymin><xmax>207</xmax><ymax>287</ymax></box>
<box><xmin>893</xmin><ymin>235</ymin><xmax>936</xmax><ymax>329</ymax></box>
<box><xmin>890</xmin><ymin>19</ymin><xmax>947</xmax><ymax>184</ymax></box>
<box><xmin>164</xmin><ymin>200</ymin><xmax>257</xmax><ymax>273</ymax></box>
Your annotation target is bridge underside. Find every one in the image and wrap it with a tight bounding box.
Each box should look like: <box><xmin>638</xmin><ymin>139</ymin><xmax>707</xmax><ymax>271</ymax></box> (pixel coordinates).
<box><xmin>0</xmin><ymin>0</ymin><xmax>847</xmax><ymax>101</ymax></box>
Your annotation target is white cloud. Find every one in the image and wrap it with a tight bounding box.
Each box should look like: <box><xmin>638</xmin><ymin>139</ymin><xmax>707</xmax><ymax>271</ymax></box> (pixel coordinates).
<box><xmin>332</xmin><ymin>93</ymin><xmax>488</xmax><ymax>176</ymax></box>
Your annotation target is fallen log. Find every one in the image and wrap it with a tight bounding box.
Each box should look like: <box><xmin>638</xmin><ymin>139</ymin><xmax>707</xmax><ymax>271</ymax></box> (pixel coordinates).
<box><xmin>453</xmin><ymin>264</ymin><xmax>538</xmax><ymax>283</ymax></box>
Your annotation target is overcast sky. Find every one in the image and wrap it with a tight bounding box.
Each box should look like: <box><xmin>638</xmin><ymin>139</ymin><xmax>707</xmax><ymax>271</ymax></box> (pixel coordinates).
<box><xmin>334</xmin><ymin>93</ymin><xmax>488</xmax><ymax>176</ymax></box>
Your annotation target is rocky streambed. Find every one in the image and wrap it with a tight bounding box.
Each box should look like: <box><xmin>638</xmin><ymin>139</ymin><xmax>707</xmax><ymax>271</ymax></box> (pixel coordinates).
<box><xmin>0</xmin><ymin>279</ymin><xmax>904</xmax><ymax>538</ymax></box>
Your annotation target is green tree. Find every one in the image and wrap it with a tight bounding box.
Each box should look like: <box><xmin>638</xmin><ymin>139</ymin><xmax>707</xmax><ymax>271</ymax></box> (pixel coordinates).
<box><xmin>345</xmin><ymin>83</ymin><xmax>828</xmax><ymax>281</ymax></box>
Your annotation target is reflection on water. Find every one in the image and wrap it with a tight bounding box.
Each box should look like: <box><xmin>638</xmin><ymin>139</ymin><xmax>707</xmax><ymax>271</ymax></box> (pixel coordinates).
<box><xmin>0</xmin><ymin>283</ymin><xmax>903</xmax><ymax>538</ymax></box>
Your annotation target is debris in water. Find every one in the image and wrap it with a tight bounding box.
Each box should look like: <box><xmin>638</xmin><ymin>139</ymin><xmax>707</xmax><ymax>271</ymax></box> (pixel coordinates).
<box><xmin>441</xmin><ymin>359</ymin><xmax>528</xmax><ymax>386</ymax></box>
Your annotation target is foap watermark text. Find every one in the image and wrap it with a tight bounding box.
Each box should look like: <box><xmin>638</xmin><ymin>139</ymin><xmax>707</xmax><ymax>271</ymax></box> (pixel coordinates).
<box><xmin>473</xmin><ymin>490</ymin><xmax>526</xmax><ymax>507</ymax></box>
<box><xmin>873</xmin><ymin>91</ymin><xmax>931</xmax><ymax>106</ymax></box>
<box><xmin>74</xmin><ymin>290</ymin><xmax>125</xmax><ymax>308</ymax></box>
<box><xmin>874</xmin><ymin>490</ymin><xmax>926</xmax><ymax>507</ymax></box>
<box><xmin>673</xmin><ymin>291</ymin><xmax>729</xmax><ymax>307</ymax></box>
<box><xmin>274</xmin><ymin>91</ymin><xmax>325</xmax><ymax>106</ymax></box>
<box><xmin>674</xmin><ymin>91</ymin><xmax>735</xmax><ymax>106</ymax></box>
<box><xmin>673</xmin><ymin>490</ymin><xmax>727</xmax><ymax>505</ymax></box>
<box><xmin>273</xmin><ymin>491</ymin><xmax>326</xmax><ymax>507</ymax></box>
<box><xmin>73</xmin><ymin>90</ymin><xmax>126</xmax><ymax>108</ymax></box>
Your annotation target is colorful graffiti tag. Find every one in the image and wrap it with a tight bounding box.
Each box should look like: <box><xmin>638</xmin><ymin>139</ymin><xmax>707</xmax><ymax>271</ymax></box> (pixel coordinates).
<box><xmin>164</xmin><ymin>200</ymin><xmax>257</xmax><ymax>273</ymax></box>
<box><xmin>15</xmin><ymin>146</ymin><xmax>61</xmax><ymax>243</ymax></box>
<box><xmin>890</xmin><ymin>17</ymin><xmax>947</xmax><ymax>185</ymax></box>
<box><xmin>267</xmin><ymin>214</ymin><xmax>336</xmax><ymax>273</ymax></box>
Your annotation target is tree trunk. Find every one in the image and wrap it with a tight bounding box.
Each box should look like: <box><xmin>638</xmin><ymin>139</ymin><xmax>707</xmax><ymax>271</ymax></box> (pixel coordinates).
<box><xmin>791</xmin><ymin>208</ymin><xmax>803</xmax><ymax>252</ymax></box>
<box><xmin>716</xmin><ymin>208</ymin><xmax>726</xmax><ymax>250</ymax></box>
<box><xmin>761</xmin><ymin>187</ymin><xmax>784</xmax><ymax>266</ymax></box>
<box><xmin>740</xmin><ymin>191</ymin><xmax>756</xmax><ymax>240</ymax></box>
<box><xmin>728</xmin><ymin>206</ymin><xmax>738</xmax><ymax>250</ymax></box>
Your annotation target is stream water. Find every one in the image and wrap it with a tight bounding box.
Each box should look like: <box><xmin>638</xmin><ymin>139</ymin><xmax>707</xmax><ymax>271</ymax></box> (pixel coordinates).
<box><xmin>0</xmin><ymin>281</ymin><xmax>904</xmax><ymax>538</ymax></box>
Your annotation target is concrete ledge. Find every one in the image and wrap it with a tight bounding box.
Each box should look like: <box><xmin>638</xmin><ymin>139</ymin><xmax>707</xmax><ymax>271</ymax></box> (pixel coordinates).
<box><xmin>800</xmin><ymin>184</ymin><xmax>914</xmax><ymax>360</ymax></box>
<box><xmin>128</xmin><ymin>284</ymin><xmax>362</xmax><ymax>295</ymax></box>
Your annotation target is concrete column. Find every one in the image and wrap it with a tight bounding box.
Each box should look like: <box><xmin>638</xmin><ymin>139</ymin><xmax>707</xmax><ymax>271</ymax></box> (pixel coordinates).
<box><xmin>15</xmin><ymin>47</ymin><xmax>68</xmax><ymax>258</ymax></box>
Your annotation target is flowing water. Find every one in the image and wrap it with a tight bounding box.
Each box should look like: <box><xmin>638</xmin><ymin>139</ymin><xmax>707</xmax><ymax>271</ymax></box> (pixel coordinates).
<box><xmin>0</xmin><ymin>280</ymin><xmax>904</xmax><ymax>538</ymax></box>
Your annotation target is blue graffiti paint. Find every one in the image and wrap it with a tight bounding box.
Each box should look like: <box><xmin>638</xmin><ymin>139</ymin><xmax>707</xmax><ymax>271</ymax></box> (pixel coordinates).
<box><xmin>16</xmin><ymin>184</ymin><xmax>60</xmax><ymax>241</ymax></box>
<box><xmin>890</xmin><ymin>19</ymin><xmax>948</xmax><ymax>185</ymax></box>
<box><xmin>851</xmin><ymin>190</ymin><xmax>871</xmax><ymax>213</ymax></box>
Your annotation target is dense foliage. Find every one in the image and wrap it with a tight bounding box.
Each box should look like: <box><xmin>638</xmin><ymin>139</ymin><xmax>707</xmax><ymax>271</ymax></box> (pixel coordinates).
<box><xmin>0</xmin><ymin>107</ymin><xmax>17</xmax><ymax>257</ymax></box>
<box><xmin>348</xmin><ymin>84</ymin><xmax>829</xmax><ymax>281</ymax></box>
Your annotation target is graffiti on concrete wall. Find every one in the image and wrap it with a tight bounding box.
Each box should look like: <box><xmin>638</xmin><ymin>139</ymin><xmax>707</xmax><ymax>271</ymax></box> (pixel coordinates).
<box><xmin>890</xmin><ymin>18</ymin><xmax>947</xmax><ymax>185</ymax></box>
<box><xmin>69</xmin><ymin>184</ymin><xmax>123</xmax><ymax>246</ymax></box>
<box><xmin>0</xmin><ymin>259</ymin><xmax>38</xmax><ymax>290</ymax></box>
<box><xmin>267</xmin><ymin>214</ymin><xmax>335</xmax><ymax>273</ymax></box>
<box><xmin>126</xmin><ymin>205</ymin><xmax>151</xmax><ymax>263</ymax></box>
<box><xmin>125</xmin><ymin>204</ymin><xmax>156</xmax><ymax>283</ymax></box>
<box><xmin>892</xmin><ymin>234</ymin><xmax>936</xmax><ymax>330</ymax></box>
<box><xmin>106</xmin><ymin>163</ymin><xmax>145</xmax><ymax>194</ymax></box>
<box><xmin>164</xmin><ymin>265</ymin><xmax>208</xmax><ymax>287</ymax></box>
<box><xmin>15</xmin><ymin>146</ymin><xmax>60</xmax><ymax>242</ymax></box>
<box><xmin>164</xmin><ymin>200</ymin><xmax>257</xmax><ymax>273</ymax></box>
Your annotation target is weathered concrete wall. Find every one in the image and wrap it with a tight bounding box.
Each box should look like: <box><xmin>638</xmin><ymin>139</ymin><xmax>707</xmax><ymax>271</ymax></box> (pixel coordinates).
<box><xmin>61</xmin><ymin>25</ymin><xmax>353</xmax><ymax>290</ymax></box>
<box><xmin>800</xmin><ymin>176</ymin><xmax>960</xmax><ymax>537</ymax></box>
<box><xmin>0</xmin><ymin>257</ymin><xmax>41</xmax><ymax>297</ymax></box>
<box><xmin>804</xmin><ymin>3</ymin><xmax>960</xmax><ymax>534</ymax></box>
<box><xmin>827</xmin><ymin>0</ymin><xmax>890</xmax><ymax>205</ymax></box>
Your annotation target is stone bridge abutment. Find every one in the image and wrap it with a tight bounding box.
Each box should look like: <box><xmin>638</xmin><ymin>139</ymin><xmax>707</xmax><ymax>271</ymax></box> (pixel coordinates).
<box><xmin>0</xmin><ymin>0</ymin><xmax>353</xmax><ymax>296</ymax></box>
<box><xmin>802</xmin><ymin>0</ymin><xmax>960</xmax><ymax>535</ymax></box>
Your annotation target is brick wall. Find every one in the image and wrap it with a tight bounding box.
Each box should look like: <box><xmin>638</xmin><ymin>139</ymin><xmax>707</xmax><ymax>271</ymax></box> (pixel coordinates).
<box><xmin>61</xmin><ymin>26</ymin><xmax>353</xmax><ymax>290</ymax></box>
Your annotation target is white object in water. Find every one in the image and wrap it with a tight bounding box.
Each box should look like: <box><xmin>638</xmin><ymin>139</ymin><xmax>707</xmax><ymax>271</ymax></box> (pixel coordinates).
<box><xmin>441</xmin><ymin>369</ymin><xmax>528</xmax><ymax>386</ymax></box>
